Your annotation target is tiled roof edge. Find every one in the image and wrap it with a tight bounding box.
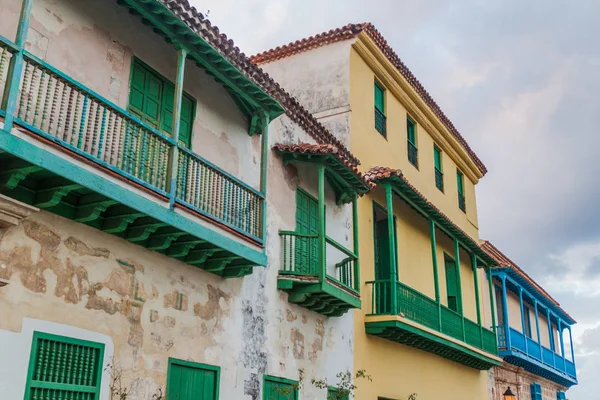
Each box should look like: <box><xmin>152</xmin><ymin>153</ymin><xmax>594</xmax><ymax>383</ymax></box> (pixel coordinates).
<box><xmin>161</xmin><ymin>0</ymin><xmax>360</xmax><ymax>166</ymax></box>
<box><xmin>250</xmin><ymin>22</ymin><xmax>487</xmax><ymax>176</ymax></box>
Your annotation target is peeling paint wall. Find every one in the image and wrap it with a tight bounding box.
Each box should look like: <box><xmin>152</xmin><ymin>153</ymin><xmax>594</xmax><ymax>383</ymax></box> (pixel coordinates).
<box><xmin>489</xmin><ymin>363</ymin><xmax>567</xmax><ymax>400</ymax></box>
<box><xmin>0</xmin><ymin>0</ymin><xmax>354</xmax><ymax>399</ymax></box>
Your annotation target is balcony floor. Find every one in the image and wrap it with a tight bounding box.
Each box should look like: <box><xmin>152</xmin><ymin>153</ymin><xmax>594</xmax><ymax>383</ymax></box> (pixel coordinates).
<box><xmin>277</xmin><ymin>274</ymin><xmax>361</xmax><ymax>317</ymax></box>
<box><xmin>365</xmin><ymin>316</ymin><xmax>503</xmax><ymax>370</ymax></box>
<box><xmin>0</xmin><ymin>127</ymin><xmax>265</xmax><ymax>278</ymax></box>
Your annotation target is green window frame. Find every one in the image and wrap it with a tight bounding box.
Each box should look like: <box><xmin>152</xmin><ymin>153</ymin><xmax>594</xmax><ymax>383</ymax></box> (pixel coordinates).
<box><xmin>328</xmin><ymin>387</ymin><xmax>350</xmax><ymax>400</ymax></box>
<box><xmin>434</xmin><ymin>145</ymin><xmax>444</xmax><ymax>192</ymax></box>
<box><xmin>295</xmin><ymin>188</ymin><xmax>321</xmax><ymax>275</ymax></box>
<box><xmin>263</xmin><ymin>375</ymin><xmax>298</xmax><ymax>400</ymax></box>
<box><xmin>374</xmin><ymin>81</ymin><xmax>386</xmax><ymax>136</ymax></box>
<box><xmin>128</xmin><ymin>58</ymin><xmax>196</xmax><ymax>147</ymax></box>
<box><xmin>407</xmin><ymin>117</ymin><xmax>418</xmax><ymax>168</ymax></box>
<box><xmin>531</xmin><ymin>383</ymin><xmax>542</xmax><ymax>400</ymax></box>
<box><xmin>24</xmin><ymin>331</ymin><xmax>105</xmax><ymax>400</ymax></box>
<box><xmin>556</xmin><ymin>391</ymin><xmax>566</xmax><ymax>400</ymax></box>
<box><xmin>166</xmin><ymin>358</ymin><xmax>220</xmax><ymax>400</ymax></box>
<box><xmin>524</xmin><ymin>305</ymin><xmax>532</xmax><ymax>338</ymax></box>
<box><xmin>456</xmin><ymin>170</ymin><xmax>466</xmax><ymax>212</ymax></box>
<box><xmin>444</xmin><ymin>253</ymin><xmax>460</xmax><ymax>313</ymax></box>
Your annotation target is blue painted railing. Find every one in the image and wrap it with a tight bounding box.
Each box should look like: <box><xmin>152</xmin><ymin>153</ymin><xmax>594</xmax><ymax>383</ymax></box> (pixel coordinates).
<box><xmin>0</xmin><ymin>37</ymin><xmax>264</xmax><ymax>242</ymax></box>
<box><xmin>496</xmin><ymin>325</ymin><xmax>576</xmax><ymax>379</ymax></box>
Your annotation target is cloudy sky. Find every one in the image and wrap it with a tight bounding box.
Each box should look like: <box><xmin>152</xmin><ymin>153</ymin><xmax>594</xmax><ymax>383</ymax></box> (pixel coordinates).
<box><xmin>190</xmin><ymin>0</ymin><xmax>599</xmax><ymax>397</ymax></box>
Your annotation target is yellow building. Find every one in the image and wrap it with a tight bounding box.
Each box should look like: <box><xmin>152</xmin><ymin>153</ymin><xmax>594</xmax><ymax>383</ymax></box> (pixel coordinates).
<box><xmin>253</xmin><ymin>23</ymin><xmax>503</xmax><ymax>399</ymax></box>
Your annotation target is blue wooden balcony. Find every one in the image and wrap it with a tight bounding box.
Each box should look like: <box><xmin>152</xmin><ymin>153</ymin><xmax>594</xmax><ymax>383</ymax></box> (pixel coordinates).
<box><xmin>0</xmin><ymin>3</ymin><xmax>284</xmax><ymax>278</ymax></box>
<box><xmin>497</xmin><ymin>325</ymin><xmax>577</xmax><ymax>387</ymax></box>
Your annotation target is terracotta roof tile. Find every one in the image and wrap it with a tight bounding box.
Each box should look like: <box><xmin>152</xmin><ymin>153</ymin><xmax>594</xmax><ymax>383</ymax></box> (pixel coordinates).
<box><xmin>480</xmin><ymin>240</ymin><xmax>575</xmax><ymax>322</ymax></box>
<box><xmin>251</xmin><ymin>23</ymin><xmax>487</xmax><ymax>176</ymax></box>
<box><xmin>161</xmin><ymin>0</ymin><xmax>360</xmax><ymax>167</ymax></box>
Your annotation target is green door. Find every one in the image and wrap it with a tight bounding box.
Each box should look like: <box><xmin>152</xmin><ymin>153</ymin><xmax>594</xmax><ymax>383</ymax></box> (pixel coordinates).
<box><xmin>263</xmin><ymin>376</ymin><xmax>298</xmax><ymax>400</ymax></box>
<box><xmin>167</xmin><ymin>360</ymin><xmax>220</xmax><ymax>400</ymax></box>
<box><xmin>129</xmin><ymin>62</ymin><xmax>163</xmax><ymax>130</ymax></box>
<box><xmin>373</xmin><ymin>208</ymin><xmax>396</xmax><ymax>314</ymax></box>
<box><xmin>444</xmin><ymin>256</ymin><xmax>459</xmax><ymax>312</ymax></box>
<box><xmin>295</xmin><ymin>190</ymin><xmax>319</xmax><ymax>274</ymax></box>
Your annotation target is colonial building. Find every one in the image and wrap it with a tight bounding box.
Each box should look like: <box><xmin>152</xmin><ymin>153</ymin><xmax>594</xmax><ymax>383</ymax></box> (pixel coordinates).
<box><xmin>252</xmin><ymin>23</ymin><xmax>504</xmax><ymax>399</ymax></box>
<box><xmin>0</xmin><ymin>1</ymin><xmax>371</xmax><ymax>399</ymax></box>
<box><xmin>482</xmin><ymin>241</ymin><xmax>577</xmax><ymax>400</ymax></box>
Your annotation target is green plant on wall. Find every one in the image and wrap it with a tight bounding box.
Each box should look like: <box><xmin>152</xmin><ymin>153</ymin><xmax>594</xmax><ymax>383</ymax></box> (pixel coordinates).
<box><xmin>271</xmin><ymin>369</ymin><xmax>372</xmax><ymax>399</ymax></box>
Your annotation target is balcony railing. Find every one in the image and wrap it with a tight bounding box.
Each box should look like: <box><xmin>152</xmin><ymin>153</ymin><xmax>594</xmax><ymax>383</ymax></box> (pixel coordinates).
<box><xmin>407</xmin><ymin>141</ymin><xmax>418</xmax><ymax>168</ymax></box>
<box><xmin>0</xmin><ymin>37</ymin><xmax>264</xmax><ymax>242</ymax></box>
<box><xmin>496</xmin><ymin>325</ymin><xmax>576</xmax><ymax>379</ymax></box>
<box><xmin>279</xmin><ymin>231</ymin><xmax>359</xmax><ymax>293</ymax></box>
<box><xmin>367</xmin><ymin>280</ymin><xmax>497</xmax><ymax>354</ymax></box>
<box><xmin>374</xmin><ymin>107</ymin><xmax>386</xmax><ymax>137</ymax></box>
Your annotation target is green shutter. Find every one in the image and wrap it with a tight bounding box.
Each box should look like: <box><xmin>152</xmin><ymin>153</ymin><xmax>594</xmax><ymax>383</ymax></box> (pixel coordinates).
<box><xmin>445</xmin><ymin>256</ymin><xmax>459</xmax><ymax>312</ymax></box>
<box><xmin>263</xmin><ymin>376</ymin><xmax>298</xmax><ymax>400</ymax></box>
<box><xmin>24</xmin><ymin>332</ymin><xmax>104</xmax><ymax>400</ymax></box>
<box><xmin>434</xmin><ymin>146</ymin><xmax>442</xmax><ymax>171</ymax></box>
<box><xmin>128</xmin><ymin>59</ymin><xmax>195</xmax><ymax>147</ymax></box>
<box><xmin>531</xmin><ymin>383</ymin><xmax>542</xmax><ymax>400</ymax></box>
<box><xmin>374</xmin><ymin>82</ymin><xmax>385</xmax><ymax>113</ymax></box>
<box><xmin>407</xmin><ymin>117</ymin><xmax>416</xmax><ymax>145</ymax></box>
<box><xmin>328</xmin><ymin>387</ymin><xmax>350</xmax><ymax>400</ymax></box>
<box><xmin>557</xmin><ymin>391</ymin><xmax>566</xmax><ymax>400</ymax></box>
<box><xmin>456</xmin><ymin>171</ymin><xmax>464</xmax><ymax>195</ymax></box>
<box><xmin>295</xmin><ymin>190</ymin><xmax>320</xmax><ymax>274</ymax></box>
<box><xmin>166</xmin><ymin>359</ymin><xmax>220</xmax><ymax>400</ymax></box>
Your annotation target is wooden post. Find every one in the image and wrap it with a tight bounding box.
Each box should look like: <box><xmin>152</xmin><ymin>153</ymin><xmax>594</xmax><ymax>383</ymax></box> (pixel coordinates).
<box><xmin>487</xmin><ymin>267</ymin><xmax>497</xmax><ymax>334</ymax></box>
<box><xmin>472</xmin><ymin>254</ymin><xmax>482</xmax><ymax>325</ymax></box>
<box><xmin>317</xmin><ymin>164</ymin><xmax>326</xmax><ymax>285</ymax></box>
<box><xmin>429</xmin><ymin>219</ymin><xmax>442</xmax><ymax>330</ymax></box>
<box><xmin>352</xmin><ymin>195</ymin><xmax>360</xmax><ymax>292</ymax></box>
<box><xmin>519</xmin><ymin>287</ymin><xmax>529</xmax><ymax>354</ymax></box>
<box><xmin>453</xmin><ymin>239</ymin><xmax>465</xmax><ymax>341</ymax></box>
<box><xmin>259</xmin><ymin>111</ymin><xmax>270</xmax><ymax>242</ymax></box>
<box><xmin>1</xmin><ymin>0</ymin><xmax>34</xmax><ymax>132</ymax></box>
<box><xmin>534</xmin><ymin>300</ymin><xmax>541</xmax><ymax>344</ymax></box>
<box><xmin>385</xmin><ymin>183</ymin><xmax>398</xmax><ymax>315</ymax></box>
<box><xmin>501</xmin><ymin>276</ymin><xmax>511</xmax><ymax>349</ymax></box>
<box><xmin>167</xmin><ymin>48</ymin><xmax>188</xmax><ymax>209</ymax></box>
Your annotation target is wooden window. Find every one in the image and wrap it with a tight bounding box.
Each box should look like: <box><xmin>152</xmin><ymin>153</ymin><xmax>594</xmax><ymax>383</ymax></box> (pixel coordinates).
<box><xmin>530</xmin><ymin>383</ymin><xmax>542</xmax><ymax>400</ymax></box>
<box><xmin>129</xmin><ymin>58</ymin><xmax>195</xmax><ymax>147</ymax></box>
<box><xmin>495</xmin><ymin>288</ymin><xmax>505</xmax><ymax>325</ymax></box>
<box><xmin>444</xmin><ymin>254</ymin><xmax>460</xmax><ymax>313</ymax></box>
<box><xmin>295</xmin><ymin>189</ymin><xmax>320</xmax><ymax>274</ymax></box>
<box><xmin>556</xmin><ymin>391</ymin><xmax>566</xmax><ymax>400</ymax></box>
<box><xmin>407</xmin><ymin>117</ymin><xmax>418</xmax><ymax>168</ymax></box>
<box><xmin>166</xmin><ymin>358</ymin><xmax>220</xmax><ymax>400</ymax></box>
<box><xmin>263</xmin><ymin>375</ymin><xmax>298</xmax><ymax>400</ymax></box>
<box><xmin>374</xmin><ymin>81</ymin><xmax>386</xmax><ymax>136</ymax></box>
<box><xmin>524</xmin><ymin>305</ymin><xmax>533</xmax><ymax>338</ymax></box>
<box><xmin>23</xmin><ymin>332</ymin><xmax>105</xmax><ymax>400</ymax></box>
<box><xmin>373</xmin><ymin>202</ymin><xmax>397</xmax><ymax>314</ymax></box>
<box><xmin>456</xmin><ymin>170</ymin><xmax>466</xmax><ymax>212</ymax></box>
<box><xmin>434</xmin><ymin>146</ymin><xmax>444</xmax><ymax>192</ymax></box>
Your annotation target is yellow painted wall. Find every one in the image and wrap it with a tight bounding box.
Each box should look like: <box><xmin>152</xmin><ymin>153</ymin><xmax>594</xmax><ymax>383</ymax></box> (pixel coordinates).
<box><xmin>350</xmin><ymin>36</ymin><xmax>493</xmax><ymax>399</ymax></box>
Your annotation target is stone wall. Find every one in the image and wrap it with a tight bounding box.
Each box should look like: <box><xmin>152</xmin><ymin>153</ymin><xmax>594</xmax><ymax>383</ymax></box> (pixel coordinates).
<box><xmin>489</xmin><ymin>363</ymin><xmax>567</xmax><ymax>400</ymax></box>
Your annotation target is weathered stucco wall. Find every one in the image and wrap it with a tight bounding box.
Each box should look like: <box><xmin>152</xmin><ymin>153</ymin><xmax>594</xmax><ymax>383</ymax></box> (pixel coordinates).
<box><xmin>0</xmin><ymin>1</ymin><xmax>355</xmax><ymax>399</ymax></box>
<box><xmin>489</xmin><ymin>363</ymin><xmax>567</xmax><ymax>400</ymax></box>
<box><xmin>16</xmin><ymin>0</ymin><xmax>261</xmax><ymax>189</ymax></box>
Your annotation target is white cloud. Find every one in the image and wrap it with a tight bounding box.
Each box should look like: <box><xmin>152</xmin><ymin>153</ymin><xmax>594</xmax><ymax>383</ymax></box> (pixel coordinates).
<box><xmin>543</xmin><ymin>241</ymin><xmax>600</xmax><ymax>297</ymax></box>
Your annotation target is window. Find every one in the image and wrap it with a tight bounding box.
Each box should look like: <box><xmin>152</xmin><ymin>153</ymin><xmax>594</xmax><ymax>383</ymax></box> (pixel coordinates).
<box><xmin>373</xmin><ymin>202</ymin><xmax>397</xmax><ymax>314</ymax></box>
<box><xmin>444</xmin><ymin>254</ymin><xmax>460</xmax><ymax>313</ymax></box>
<box><xmin>296</xmin><ymin>189</ymin><xmax>320</xmax><ymax>274</ymax></box>
<box><xmin>374</xmin><ymin>81</ymin><xmax>386</xmax><ymax>136</ymax></box>
<box><xmin>407</xmin><ymin>117</ymin><xmax>418</xmax><ymax>168</ymax></box>
<box><xmin>434</xmin><ymin>146</ymin><xmax>444</xmax><ymax>192</ymax></box>
<box><xmin>556</xmin><ymin>391</ymin><xmax>566</xmax><ymax>400</ymax></box>
<box><xmin>24</xmin><ymin>332</ymin><xmax>105</xmax><ymax>400</ymax></box>
<box><xmin>264</xmin><ymin>375</ymin><xmax>298</xmax><ymax>400</ymax></box>
<box><xmin>328</xmin><ymin>387</ymin><xmax>350</xmax><ymax>400</ymax></box>
<box><xmin>167</xmin><ymin>358</ymin><xmax>220</xmax><ymax>400</ymax></box>
<box><xmin>495</xmin><ymin>288</ymin><xmax>504</xmax><ymax>325</ymax></box>
<box><xmin>531</xmin><ymin>383</ymin><xmax>542</xmax><ymax>400</ymax></box>
<box><xmin>524</xmin><ymin>305</ymin><xmax>532</xmax><ymax>338</ymax></box>
<box><xmin>129</xmin><ymin>58</ymin><xmax>195</xmax><ymax>147</ymax></box>
<box><xmin>456</xmin><ymin>170</ymin><xmax>466</xmax><ymax>212</ymax></box>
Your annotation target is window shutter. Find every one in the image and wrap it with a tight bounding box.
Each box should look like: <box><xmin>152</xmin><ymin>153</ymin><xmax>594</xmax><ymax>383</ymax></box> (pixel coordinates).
<box><xmin>374</xmin><ymin>82</ymin><xmax>385</xmax><ymax>112</ymax></box>
<box><xmin>434</xmin><ymin>147</ymin><xmax>442</xmax><ymax>170</ymax></box>
<box><xmin>557</xmin><ymin>391</ymin><xmax>566</xmax><ymax>400</ymax></box>
<box><xmin>407</xmin><ymin>118</ymin><xmax>416</xmax><ymax>144</ymax></box>
<box><xmin>445</xmin><ymin>258</ymin><xmax>459</xmax><ymax>312</ymax></box>
<box><xmin>24</xmin><ymin>332</ymin><xmax>104</xmax><ymax>400</ymax></box>
<box><xmin>456</xmin><ymin>171</ymin><xmax>464</xmax><ymax>195</ymax></box>
<box><xmin>530</xmin><ymin>383</ymin><xmax>542</xmax><ymax>400</ymax></box>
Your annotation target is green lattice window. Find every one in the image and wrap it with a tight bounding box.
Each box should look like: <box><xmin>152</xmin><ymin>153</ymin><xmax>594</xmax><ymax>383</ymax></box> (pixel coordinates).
<box><xmin>434</xmin><ymin>146</ymin><xmax>444</xmax><ymax>192</ymax></box>
<box><xmin>456</xmin><ymin>170</ymin><xmax>465</xmax><ymax>212</ymax></box>
<box><xmin>327</xmin><ymin>387</ymin><xmax>350</xmax><ymax>400</ymax></box>
<box><xmin>24</xmin><ymin>332</ymin><xmax>105</xmax><ymax>400</ymax></box>
<box><xmin>556</xmin><ymin>391</ymin><xmax>566</xmax><ymax>400</ymax></box>
<box><xmin>374</xmin><ymin>81</ymin><xmax>386</xmax><ymax>136</ymax></box>
<box><xmin>263</xmin><ymin>375</ymin><xmax>298</xmax><ymax>400</ymax></box>
<box><xmin>531</xmin><ymin>383</ymin><xmax>542</xmax><ymax>400</ymax></box>
<box><xmin>129</xmin><ymin>58</ymin><xmax>195</xmax><ymax>147</ymax></box>
<box><xmin>407</xmin><ymin>117</ymin><xmax>418</xmax><ymax>168</ymax></box>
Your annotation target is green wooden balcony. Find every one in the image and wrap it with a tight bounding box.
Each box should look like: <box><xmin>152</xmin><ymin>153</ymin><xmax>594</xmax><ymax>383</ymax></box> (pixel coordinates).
<box><xmin>0</xmin><ymin>31</ymin><xmax>280</xmax><ymax>277</ymax></box>
<box><xmin>365</xmin><ymin>280</ymin><xmax>501</xmax><ymax>370</ymax></box>
<box><xmin>277</xmin><ymin>231</ymin><xmax>360</xmax><ymax>317</ymax></box>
